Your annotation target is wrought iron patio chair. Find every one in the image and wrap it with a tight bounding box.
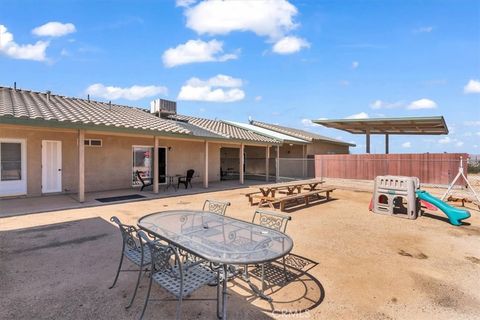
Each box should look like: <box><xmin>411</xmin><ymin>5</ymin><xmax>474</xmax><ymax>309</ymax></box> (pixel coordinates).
<box><xmin>109</xmin><ymin>216</ymin><xmax>152</xmax><ymax>309</ymax></box>
<box><xmin>137</xmin><ymin>231</ymin><xmax>218</xmax><ymax>320</ymax></box>
<box><xmin>202</xmin><ymin>199</ymin><xmax>231</xmax><ymax>216</ymax></box>
<box><xmin>248</xmin><ymin>209</ymin><xmax>292</xmax><ymax>295</ymax></box>
<box><xmin>136</xmin><ymin>170</ymin><xmax>153</xmax><ymax>191</ymax></box>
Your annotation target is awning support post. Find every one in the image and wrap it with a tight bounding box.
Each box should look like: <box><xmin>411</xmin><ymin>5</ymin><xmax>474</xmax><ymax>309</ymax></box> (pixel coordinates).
<box><xmin>366</xmin><ymin>129</ymin><xmax>371</xmax><ymax>154</ymax></box>
<box><xmin>385</xmin><ymin>134</ymin><xmax>389</xmax><ymax>154</ymax></box>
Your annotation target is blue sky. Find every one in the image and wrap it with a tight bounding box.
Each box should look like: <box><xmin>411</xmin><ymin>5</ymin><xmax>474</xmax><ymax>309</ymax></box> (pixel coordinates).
<box><xmin>1</xmin><ymin>0</ymin><xmax>479</xmax><ymax>153</ymax></box>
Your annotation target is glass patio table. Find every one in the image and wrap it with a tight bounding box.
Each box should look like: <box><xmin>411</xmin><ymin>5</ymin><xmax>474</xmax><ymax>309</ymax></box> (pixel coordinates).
<box><xmin>137</xmin><ymin>210</ymin><xmax>293</xmax><ymax>319</ymax></box>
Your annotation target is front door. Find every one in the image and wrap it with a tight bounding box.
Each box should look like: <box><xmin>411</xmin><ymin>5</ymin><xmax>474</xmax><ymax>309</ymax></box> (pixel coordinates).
<box><xmin>0</xmin><ymin>139</ymin><xmax>26</xmax><ymax>196</ymax></box>
<box><xmin>42</xmin><ymin>140</ymin><xmax>62</xmax><ymax>193</ymax></box>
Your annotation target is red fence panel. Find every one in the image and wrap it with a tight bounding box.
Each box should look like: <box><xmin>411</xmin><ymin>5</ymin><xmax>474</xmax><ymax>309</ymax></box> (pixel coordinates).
<box><xmin>314</xmin><ymin>153</ymin><xmax>468</xmax><ymax>185</ymax></box>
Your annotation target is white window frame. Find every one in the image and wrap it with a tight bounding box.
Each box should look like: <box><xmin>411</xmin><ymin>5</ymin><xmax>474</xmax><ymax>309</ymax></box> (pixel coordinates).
<box><xmin>84</xmin><ymin>139</ymin><xmax>103</xmax><ymax>147</ymax></box>
<box><xmin>0</xmin><ymin>138</ymin><xmax>27</xmax><ymax>197</ymax></box>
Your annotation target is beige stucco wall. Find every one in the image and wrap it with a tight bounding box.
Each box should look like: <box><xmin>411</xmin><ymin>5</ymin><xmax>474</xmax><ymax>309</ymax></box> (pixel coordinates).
<box><xmin>306</xmin><ymin>141</ymin><xmax>350</xmax><ymax>155</ymax></box>
<box><xmin>1</xmin><ymin>125</ymin><xmax>222</xmax><ymax>197</ymax></box>
<box><xmin>1</xmin><ymin>125</ymin><xmax>79</xmax><ymax>196</ymax></box>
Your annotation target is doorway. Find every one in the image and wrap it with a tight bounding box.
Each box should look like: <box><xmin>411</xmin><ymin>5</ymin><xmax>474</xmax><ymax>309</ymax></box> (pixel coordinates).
<box><xmin>42</xmin><ymin>140</ymin><xmax>62</xmax><ymax>193</ymax></box>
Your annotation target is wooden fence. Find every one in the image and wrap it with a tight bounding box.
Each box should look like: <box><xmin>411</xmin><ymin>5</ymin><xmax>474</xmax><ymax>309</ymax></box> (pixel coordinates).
<box><xmin>314</xmin><ymin>153</ymin><xmax>468</xmax><ymax>185</ymax></box>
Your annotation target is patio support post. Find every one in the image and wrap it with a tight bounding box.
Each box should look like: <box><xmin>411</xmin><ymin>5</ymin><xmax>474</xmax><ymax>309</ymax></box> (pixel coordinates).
<box><xmin>265</xmin><ymin>146</ymin><xmax>270</xmax><ymax>182</ymax></box>
<box><xmin>385</xmin><ymin>134</ymin><xmax>389</xmax><ymax>154</ymax></box>
<box><xmin>239</xmin><ymin>143</ymin><xmax>245</xmax><ymax>185</ymax></box>
<box><xmin>204</xmin><ymin>140</ymin><xmax>209</xmax><ymax>188</ymax></box>
<box><xmin>275</xmin><ymin>145</ymin><xmax>280</xmax><ymax>182</ymax></box>
<box><xmin>78</xmin><ymin>129</ymin><xmax>85</xmax><ymax>203</ymax></box>
<box><xmin>153</xmin><ymin>136</ymin><xmax>159</xmax><ymax>193</ymax></box>
<box><xmin>302</xmin><ymin>144</ymin><xmax>307</xmax><ymax>178</ymax></box>
<box><xmin>366</xmin><ymin>129</ymin><xmax>371</xmax><ymax>154</ymax></box>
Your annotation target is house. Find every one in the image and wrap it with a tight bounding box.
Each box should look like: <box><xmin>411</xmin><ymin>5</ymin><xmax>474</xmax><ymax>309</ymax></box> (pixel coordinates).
<box><xmin>0</xmin><ymin>86</ymin><xmax>278</xmax><ymax>201</ymax></box>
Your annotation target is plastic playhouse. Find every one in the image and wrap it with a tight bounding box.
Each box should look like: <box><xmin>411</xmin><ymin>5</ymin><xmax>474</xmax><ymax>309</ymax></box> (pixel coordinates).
<box><xmin>369</xmin><ymin>175</ymin><xmax>471</xmax><ymax>226</ymax></box>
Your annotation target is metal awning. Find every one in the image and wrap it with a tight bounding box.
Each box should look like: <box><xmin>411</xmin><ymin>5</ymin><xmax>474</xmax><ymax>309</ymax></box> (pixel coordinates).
<box><xmin>312</xmin><ymin>116</ymin><xmax>448</xmax><ymax>153</ymax></box>
<box><xmin>313</xmin><ymin>116</ymin><xmax>448</xmax><ymax>135</ymax></box>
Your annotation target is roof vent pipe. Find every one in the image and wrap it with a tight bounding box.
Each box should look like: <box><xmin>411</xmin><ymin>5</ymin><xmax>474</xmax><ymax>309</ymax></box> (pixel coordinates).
<box><xmin>108</xmin><ymin>100</ymin><xmax>112</xmax><ymax>110</ymax></box>
<box><xmin>87</xmin><ymin>94</ymin><xmax>90</xmax><ymax>102</ymax></box>
<box><xmin>46</xmin><ymin>90</ymin><xmax>51</xmax><ymax>103</ymax></box>
<box><xmin>13</xmin><ymin>82</ymin><xmax>16</xmax><ymax>90</ymax></box>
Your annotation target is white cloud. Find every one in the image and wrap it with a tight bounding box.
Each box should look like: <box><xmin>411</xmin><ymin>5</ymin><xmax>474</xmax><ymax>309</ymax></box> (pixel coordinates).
<box><xmin>438</xmin><ymin>136</ymin><xmax>456</xmax><ymax>144</ymax></box>
<box><xmin>254</xmin><ymin>96</ymin><xmax>262</xmax><ymax>102</ymax></box>
<box><xmin>402</xmin><ymin>142</ymin><xmax>411</xmax><ymax>148</ymax></box>
<box><xmin>301</xmin><ymin>118</ymin><xmax>316</xmax><ymax>127</ymax></box>
<box><xmin>346</xmin><ymin>112</ymin><xmax>369</xmax><ymax>119</ymax></box>
<box><xmin>184</xmin><ymin>0</ymin><xmax>299</xmax><ymax>39</ymax></box>
<box><xmin>477</xmin><ymin>132</ymin><xmax>480</xmax><ymax>136</ymax></box>
<box><xmin>177</xmin><ymin>74</ymin><xmax>245</xmax><ymax>103</ymax></box>
<box><xmin>413</xmin><ymin>26</ymin><xmax>434</xmax><ymax>33</ymax></box>
<box><xmin>85</xmin><ymin>83</ymin><xmax>167</xmax><ymax>101</ymax></box>
<box><xmin>407</xmin><ymin>98</ymin><xmax>437</xmax><ymax>110</ymax></box>
<box><xmin>370</xmin><ymin>99</ymin><xmax>403</xmax><ymax>109</ymax></box>
<box><xmin>352</xmin><ymin>61</ymin><xmax>359</xmax><ymax>69</ymax></box>
<box><xmin>272</xmin><ymin>36</ymin><xmax>309</xmax><ymax>54</ymax></box>
<box><xmin>32</xmin><ymin>22</ymin><xmax>76</xmax><ymax>37</ymax></box>
<box><xmin>465</xmin><ymin>121</ymin><xmax>480</xmax><ymax>126</ymax></box>
<box><xmin>176</xmin><ymin>0</ymin><xmax>197</xmax><ymax>7</ymax></box>
<box><xmin>162</xmin><ymin>39</ymin><xmax>238</xmax><ymax>67</ymax></box>
<box><xmin>464</xmin><ymin>79</ymin><xmax>480</xmax><ymax>94</ymax></box>
<box><xmin>0</xmin><ymin>25</ymin><xmax>49</xmax><ymax>61</ymax></box>
<box><xmin>456</xmin><ymin>141</ymin><xmax>464</xmax><ymax>147</ymax></box>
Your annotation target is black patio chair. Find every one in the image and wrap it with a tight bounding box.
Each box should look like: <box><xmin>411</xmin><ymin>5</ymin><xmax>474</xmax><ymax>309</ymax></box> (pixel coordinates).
<box><xmin>177</xmin><ymin>169</ymin><xmax>194</xmax><ymax>189</ymax></box>
<box><xmin>202</xmin><ymin>199</ymin><xmax>231</xmax><ymax>216</ymax></box>
<box><xmin>136</xmin><ymin>170</ymin><xmax>153</xmax><ymax>191</ymax></box>
<box><xmin>109</xmin><ymin>216</ymin><xmax>151</xmax><ymax>309</ymax></box>
<box><xmin>137</xmin><ymin>230</ymin><xmax>218</xmax><ymax>320</ymax></box>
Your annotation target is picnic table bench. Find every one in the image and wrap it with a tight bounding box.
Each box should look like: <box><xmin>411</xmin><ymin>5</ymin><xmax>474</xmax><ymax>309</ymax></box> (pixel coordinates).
<box><xmin>272</xmin><ymin>187</ymin><xmax>335</xmax><ymax>211</ymax></box>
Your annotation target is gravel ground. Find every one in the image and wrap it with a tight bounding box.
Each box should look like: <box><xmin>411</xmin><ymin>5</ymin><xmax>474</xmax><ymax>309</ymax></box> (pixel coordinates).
<box><xmin>1</xmin><ymin>186</ymin><xmax>479</xmax><ymax>319</ymax></box>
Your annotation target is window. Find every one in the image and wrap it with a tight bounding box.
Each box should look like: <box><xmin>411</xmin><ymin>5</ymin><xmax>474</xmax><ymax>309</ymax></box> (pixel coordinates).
<box><xmin>84</xmin><ymin>139</ymin><xmax>102</xmax><ymax>147</ymax></box>
<box><xmin>1</xmin><ymin>142</ymin><xmax>22</xmax><ymax>181</ymax></box>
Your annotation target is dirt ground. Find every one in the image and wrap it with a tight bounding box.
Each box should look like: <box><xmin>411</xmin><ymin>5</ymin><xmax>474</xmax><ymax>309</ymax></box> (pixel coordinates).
<box><xmin>1</xmin><ymin>187</ymin><xmax>479</xmax><ymax>320</ymax></box>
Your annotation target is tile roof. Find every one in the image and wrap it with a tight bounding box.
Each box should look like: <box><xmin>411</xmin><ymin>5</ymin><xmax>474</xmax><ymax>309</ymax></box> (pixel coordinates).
<box><xmin>0</xmin><ymin>86</ymin><xmax>191</xmax><ymax>135</ymax></box>
<box><xmin>250</xmin><ymin>120</ymin><xmax>355</xmax><ymax>146</ymax></box>
<box><xmin>224</xmin><ymin>120</ymin><xmax>309</xmax><ymax>144</ymax></box>
<box><xmin>169</xmin><ymin>114</ymin><xmax>279</xmax><ymax>144</ymax></box>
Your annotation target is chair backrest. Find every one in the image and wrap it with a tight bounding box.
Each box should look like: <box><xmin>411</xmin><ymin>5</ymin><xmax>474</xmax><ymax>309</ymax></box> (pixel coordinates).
<box><xmin>252</xmin><ymin>209</ymin><xmax>291</xmax><ymax>233</ymax></box>
<box><xmin>138</xmin><ymin>231</ymin><xmax>183</xmax><ymax>278</ymax></box>
<box><xmin>186</xmin><ymin>169</ymin><xmax>195</xmax><ymax>180</ymax></box>
<box><xmin>202</xmin><ymin>200</ymin><xmax>231</xmax><ymax>215</ymax></box>
<box><xmin>110</xmin><ymin>216</ymin><xmax>140</xmax><ymax>251</ymax></box>
<box><xmin>135</xmin><ymin>170</ymin><xmax>146</xmax><ymax>186</ymax></box>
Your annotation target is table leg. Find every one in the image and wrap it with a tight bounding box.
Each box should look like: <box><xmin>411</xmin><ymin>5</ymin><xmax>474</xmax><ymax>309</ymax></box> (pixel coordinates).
<box><xmin>222</xmin><ymin>264</ymin><xmax>228</xmax><ymax>319</ymax></box>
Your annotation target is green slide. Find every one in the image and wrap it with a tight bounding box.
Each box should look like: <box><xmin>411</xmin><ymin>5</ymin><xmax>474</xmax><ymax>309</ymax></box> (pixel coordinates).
<box><xmin>416</xmin><ymin>190</ymin><xmax>471</xmax><ymax>226</ymax></box>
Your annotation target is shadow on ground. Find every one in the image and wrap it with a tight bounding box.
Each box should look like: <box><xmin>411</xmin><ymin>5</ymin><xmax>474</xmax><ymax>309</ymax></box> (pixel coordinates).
<box><xmin>0</xmin><ymin>217</ymin><xmax>273</xmax><ymax>319</ymax></box>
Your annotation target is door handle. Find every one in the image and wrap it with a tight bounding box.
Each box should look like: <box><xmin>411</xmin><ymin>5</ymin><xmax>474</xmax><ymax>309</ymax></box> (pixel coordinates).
<box><xmin>58</xmin><ymin>169</ymin><xmax>62</xmax><ymax>172</ymax></box>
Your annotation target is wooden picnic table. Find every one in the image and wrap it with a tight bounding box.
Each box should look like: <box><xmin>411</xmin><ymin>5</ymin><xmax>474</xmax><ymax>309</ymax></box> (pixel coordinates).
<box><xmin>252</xmin><ymin>179</ymin><xmax>325</xmax><ymax>198</ymax></box>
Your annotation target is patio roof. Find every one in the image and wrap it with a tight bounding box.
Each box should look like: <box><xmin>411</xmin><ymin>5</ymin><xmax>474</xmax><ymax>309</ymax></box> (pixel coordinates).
<box><xmin>312</xmin><ymin>116</ymin><xmax>448</xmax><ymax>135</ymax></box>
<box><xmin>168</xmin><ymin>114</ymin><xmax>280</xmax><ymax>144</ymax></box>
<box><xmin>312</xmin><ymin>116</ymin><xmax>449</xmax><ymax>153</ymax></box>
<box><xmin>249</xmin><ymin>120</ymin><xmax>355</xmax><ymax>146</ymax></box>
<box><xmin>223</xmin><ymin>120</ymin><xmax>309</xmax><ymax>144</ymax></box>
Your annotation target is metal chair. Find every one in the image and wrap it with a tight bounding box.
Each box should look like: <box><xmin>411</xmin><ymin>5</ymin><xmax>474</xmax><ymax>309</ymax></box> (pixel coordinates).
<box><xmin>202</xmin><ymin>199</ymin><xmax>231</xmax><ymax>216</ymax></box>
<box><xmin>178</xmin><ymin>169</ymin><xmax>195</xmax><ymax>189</ymax></box>
<box><xmin>249</xmin><ymin>209</ymin><xmax>292</xmax><ymax>295</ymax></box>
<box><xmin>109</xmin><ymin>216</ymin><xmax>151</xmax><ymax>309</ymax></box>
<box><xmin>137</xmin><ymin>231</ymin><xmax>218</xmax><ymax>320</ymax></box>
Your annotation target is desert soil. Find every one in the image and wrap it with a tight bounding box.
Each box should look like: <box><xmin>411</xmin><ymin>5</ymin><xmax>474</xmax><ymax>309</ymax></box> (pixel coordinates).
<box><xmin>1</xmin><ymin>187</ymin><xmax>479</xmax><ymax>319</ymax></box>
